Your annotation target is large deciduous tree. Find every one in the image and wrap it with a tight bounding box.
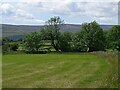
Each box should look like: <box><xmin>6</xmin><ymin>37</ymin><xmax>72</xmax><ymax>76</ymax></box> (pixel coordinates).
<box><xmin>43</xmin><ymin>16</ymin><xmax>64</xmax><ymax>52</ymax></box>
<box><xmin>24</xmin><ymin>32</ymin><xmax>43</xmax><ymax>53</ymax></box>
<box><xmin>73</xmin><ymin>31</ymin><xmax>89</xmax><ymax>52</ymax></box>
<box><xmin>107</xmin><ymin>25</ymin><xmax>120</xmax><ymax>51</ymax></box>
<box><xmin>80</xmin><ymin>21</ymin><xmax>106</xmax><ymax>51</ymax></box>
<box><xmin>59</xmin><ymin>32</ymin><xmax>73</xmax><ymax>52</ymax></box>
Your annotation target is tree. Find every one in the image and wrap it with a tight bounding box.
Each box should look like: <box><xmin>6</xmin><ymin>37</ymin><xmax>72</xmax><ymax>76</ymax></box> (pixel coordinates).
<box><xmin>73</xmin><ymin>31</ymin><xmax>88</xmax><ymax>52</ymax></box>
<box><xmin>44</xmin><ymin>16</ymin><xmax>64</xmax><ymax>52</ymax></box>
<box><xmin>24</xmin><ymin>32</ymin><xmax>43</xmax><ymax>53</ymax></box>
<box><xmin>2</xmin><ymin>37</ymin><xmax>10</xmax><ymax>45</ymax></box>
<box><xmin>80</xmin><ymin>21</ymin><xmax>106</xmax><ymax>51</ymax></box>
<box><xmin>59</xmin><ymin>32</ymin><xmax>73</xmax><ymax>52</ymax></box>
<box><xmin>46</xmin><ymin>16</ymin><xmax>64</xmax><ymax>26</ymax></box>
<box><xmin>2</xmin><ymin>43</ymin><xmax>10</xmax><ymax>54</ymax></box>
<box><xmin>9</xmin><ymin>43</ymin><xmax>18</xmax><ymax>51</ymax></box>
<box><xmin>89</xmin><ymin>21</ymin><xmax>106</xmax><ymax>51</ymax></box>
<box><xmin>107</xmin><ymin>25</ymin><xmax>120</xmax><ymax>51</ymax></box>
<box><xmin>2</xmin><ymin>37</ymin><xmax>10</xmax><ymax>54</ymax></box>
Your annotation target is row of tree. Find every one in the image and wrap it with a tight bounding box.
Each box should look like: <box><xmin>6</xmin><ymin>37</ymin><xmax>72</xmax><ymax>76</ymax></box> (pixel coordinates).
<box><xmin>2</xmin><ymin>16</ymin><xmax>120</xmax><ymax>54</ymax></box>
<box><xmin>2</xmin><ymin>38</ymin><xmax>19</xmax><ymax>53</ymax></box>
<box><xmin>23</xmin><ymin>16</ymin><xmax>120</xmax><ymax>53</ymax></box>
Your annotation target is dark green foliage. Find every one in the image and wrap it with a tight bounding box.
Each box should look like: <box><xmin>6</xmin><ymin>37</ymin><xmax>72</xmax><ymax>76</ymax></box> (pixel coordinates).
<box><xmin>41</xmin><ymin>26</ymin><xmax>61</xmax><ymax>52</ymax></box>
<box><xmin>2</xmin><ymin>16</ymin><xmax>120</xmax><ymax>53</ymax></box>
<box><xmin>9</xmin><ymin>43</ymin><xmax>18</xmax><ymax>51</ymax></box>
<box><xmin>103</xmin><ymin>31</ymin><xmax>108</xmax><ymax>49</ymax></box>
<box><xmin>45</xmin><ymin>16</ymin><xmax>64</xmax><ymax>52</ymax></box>
<box><xmin>2</xmin><ymin>37</ymin><xmax>11</xmax><ymax>45</ymax></box>
<box><xmin>2</xmin><ymin>43</ymin><xmax>9</xmax><ymax>54</ymax></box>
<box><xmin>107</xmin><ymin>25</ymin><xmax>120</xmax><ymax>51</ymax></box>
<box><xmin>2</xmin><ymin>37</ymin><xmax>10</xmax><ymax>54</ymax></box>
<box><xmin>73</xmin><ymin>31</ymin><xmax>88</xmax><ymax>52</ymax></box>
<box><xmin>2</xmin><ymin>40</ymin><xmax>19</xmax><ymax>54</ymax></box>
<box><xmin>46</xmin><ymin>16</ymin><xmax>64</xmax><ymax>26</ymax></box>
<box><xmin>22</xmin><ymin>23</ymin><xmax>120</xmax><ymax>52</ymax></box>
<box><xmin>59</xmin><ymin>32</ymin><xmax>73</xmax><ymax>52</ymax></box>
<box><xmin>79</xmin><ymin>21</ymin><xmax>106</xmax><ymax>51</ymax></box>
<box><xmin>24</xmin><ymin>32</ymin><xmax>43</xmax><ymax>53</ymax></box>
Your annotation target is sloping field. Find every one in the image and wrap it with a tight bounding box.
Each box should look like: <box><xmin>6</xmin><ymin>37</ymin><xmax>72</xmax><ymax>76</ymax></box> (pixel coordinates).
<box><xmin>2</xmin><ymin>53</ymin><xmax>117</xmax><ymax>88</ymax></box>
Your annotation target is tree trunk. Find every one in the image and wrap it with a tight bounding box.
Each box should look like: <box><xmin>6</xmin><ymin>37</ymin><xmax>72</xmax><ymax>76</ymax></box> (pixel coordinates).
<box><xmin>51</xmin><ymin>39</ymin><xmax>59</xmax><ymax>52</ymax></box>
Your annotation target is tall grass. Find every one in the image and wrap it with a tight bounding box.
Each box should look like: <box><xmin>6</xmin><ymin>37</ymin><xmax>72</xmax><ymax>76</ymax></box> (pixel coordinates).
<box><xmin>93</xmin><ymin>51</ymin><xmax>118</xmax><ymax>88</ymax></box>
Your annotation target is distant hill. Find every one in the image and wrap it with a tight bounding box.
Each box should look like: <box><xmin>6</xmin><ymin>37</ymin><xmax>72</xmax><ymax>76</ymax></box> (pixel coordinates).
<box><xmin>1</xmin><ymin>24</ymin><xmax>114</xmax><ymax>41</ymax></box>
<box><xmin>2</xmin><ymin>24</ymin><xmax>44</xmax><ymax>37</ymax></box>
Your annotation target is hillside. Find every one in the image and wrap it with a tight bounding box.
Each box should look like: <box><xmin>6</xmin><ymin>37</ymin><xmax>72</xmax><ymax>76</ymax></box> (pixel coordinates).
<box><xmin>1</xmin><ymin>24</ymin><xmax>113</xmax><ymax>40</ymax></box>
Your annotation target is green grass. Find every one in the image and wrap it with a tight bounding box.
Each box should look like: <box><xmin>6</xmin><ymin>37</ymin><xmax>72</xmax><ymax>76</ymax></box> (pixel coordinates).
<box><xmin>2</xmin><ymin>53</ymin><xmax>118</xmax><ymax>88</ymax></box>
<box><xmin>0</xmin><ymin>52</ymin><xmax>2</xmax><ymax>89</ymax></box>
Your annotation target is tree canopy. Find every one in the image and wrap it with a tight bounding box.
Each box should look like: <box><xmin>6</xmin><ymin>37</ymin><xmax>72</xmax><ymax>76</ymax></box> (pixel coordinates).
<box><xmin>43</xmin><ymin>16</ymin><xmax>64</xmax><ymax>52</ymax></box>
<box><xmin>24</xmin><ymin>32</ymin><xmax>43</xmax><ymax>53</ymax></box>
<box><xmin>107</xmin><ymin>25</ymin><xmax>120</xmax><ymax>51</ymax></box>
<box><xmin>5</xmin><ymin>16</ymin><xmax>120</xmax><ymax>54</ymax></box>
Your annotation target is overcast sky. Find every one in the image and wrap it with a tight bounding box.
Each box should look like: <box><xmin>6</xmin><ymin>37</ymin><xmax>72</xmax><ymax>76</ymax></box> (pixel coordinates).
<box><xmin>0</xmin><ymin>0</ymin><xmax>119</xmax><ymax>25</ymax></box>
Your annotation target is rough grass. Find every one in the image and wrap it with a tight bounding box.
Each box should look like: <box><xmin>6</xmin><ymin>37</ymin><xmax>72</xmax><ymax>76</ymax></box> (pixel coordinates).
<box><xmin>2</xmin><ymin>53</ymin><xmax>118</xmax><ymax>88</ymax></box>
<box><xmin>92</xmin><ymin>51</ymin><xmax>118</xmax><ymax>88</ymax></box>
<box><xmin>0</xmin><ymin>46</ymin><xmax>2</xmax><ymax>89</ymax></box>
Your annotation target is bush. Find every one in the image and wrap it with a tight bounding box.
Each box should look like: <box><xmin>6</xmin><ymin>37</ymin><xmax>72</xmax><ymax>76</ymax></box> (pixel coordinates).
<box><xmin>58</xmin><ymin>32</ymin><xmax>73</xmax><ymax>52</ymax></box>
<box><xmin>24</xmin><ymin>32</ymin><xmax>43</xmax><ymax>53</ymax></box>
<box><xmin>2</xmin><ymin>43</ymin><xmax>10</xmax><ymax>54</ymax></box>
<box><xmin>9</xmin><ymin>43</ymin><xmax>18</xmax><ymax>51</ymax></box>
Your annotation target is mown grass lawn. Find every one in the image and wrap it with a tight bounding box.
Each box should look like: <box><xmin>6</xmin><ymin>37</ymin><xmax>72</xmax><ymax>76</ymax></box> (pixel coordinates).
<box><xmin>2</xmin><ymin>53</ymin><xmax>117</xmax><ymax>88</ymax></box>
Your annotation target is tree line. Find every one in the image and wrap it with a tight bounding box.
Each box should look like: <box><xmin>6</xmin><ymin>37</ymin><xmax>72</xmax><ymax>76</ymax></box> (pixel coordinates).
<box><xmin>2</xmin><ymin>16</ymin><xmax>120</xmax><ymax>54</ymax></box>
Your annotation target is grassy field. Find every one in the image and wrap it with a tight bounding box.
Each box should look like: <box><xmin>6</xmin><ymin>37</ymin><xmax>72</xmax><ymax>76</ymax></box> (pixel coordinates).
<box><xmin>0</xmin><ymin>52</ymin><xmax>2</xmax><ymax>89</ymax></box>
<box><xmin>2</xmin><ymin>53</ymin><xmax>118</xmax><ymax>88</ymax></box>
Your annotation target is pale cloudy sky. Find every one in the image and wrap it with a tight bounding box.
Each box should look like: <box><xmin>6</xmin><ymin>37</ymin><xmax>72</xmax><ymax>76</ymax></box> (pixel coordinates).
<box><xmin>0</xmin><ymin>0</ymin><xmax>119</xmax><ymax>25</ymax></box>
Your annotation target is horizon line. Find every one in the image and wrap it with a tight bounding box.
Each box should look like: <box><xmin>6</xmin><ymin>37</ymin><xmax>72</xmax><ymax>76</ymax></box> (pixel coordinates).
<box><xmin>0</xmin><ymin>23</ymin><xmax>117</xmax><ymax>26</ymax></box>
